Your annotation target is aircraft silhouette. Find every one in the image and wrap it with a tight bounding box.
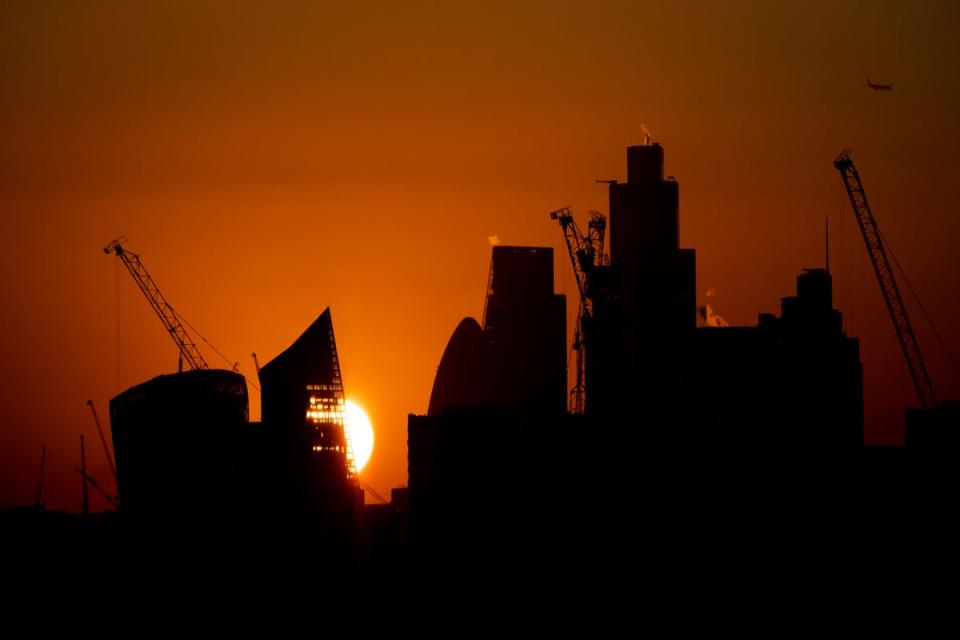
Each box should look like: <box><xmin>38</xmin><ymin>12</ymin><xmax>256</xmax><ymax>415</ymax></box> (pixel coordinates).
<box><xmin>867</xmin><ymin>77</ymin><xmax>893</xmax><ymax>91</ymax></box>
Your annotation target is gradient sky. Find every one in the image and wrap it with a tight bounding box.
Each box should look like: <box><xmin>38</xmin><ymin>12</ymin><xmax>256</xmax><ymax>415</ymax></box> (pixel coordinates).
<box><xmin>2</xmin><ymin>1</ymin><xmax>959</xmax><ymax>510</ymax></box>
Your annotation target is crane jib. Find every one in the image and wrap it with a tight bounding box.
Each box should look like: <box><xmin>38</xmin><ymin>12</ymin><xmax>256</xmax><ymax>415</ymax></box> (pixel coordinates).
<box><xmin>104</xmin><ymin>239</ymin><xmax>210</xmax><ymax>372</ymax></box>
<box><xmin>833</xmin><ymin>151</ymin><xmax>938</xmax><ymax>410</ymax></box>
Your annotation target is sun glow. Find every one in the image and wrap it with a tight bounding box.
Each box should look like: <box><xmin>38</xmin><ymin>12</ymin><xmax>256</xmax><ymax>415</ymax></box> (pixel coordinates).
<box><xmin>345</xmin><ymin>399</ymin><xmax>374</xmax><ymax>473</ymax></box>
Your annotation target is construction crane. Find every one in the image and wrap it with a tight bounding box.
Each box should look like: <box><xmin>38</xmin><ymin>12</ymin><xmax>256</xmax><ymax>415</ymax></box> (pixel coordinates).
<box><xmin>834</xmin><ymin>150</ymin><xmax>938</xmax><ymax>410</ymax></box>
<box><xmin>587</xmin><ymin>211</ymin><xmax>608</xmax><ymax>268</ymax></box>
<box><xmin>104</xmin><ymin>237</ymin><xmax>209</xmax><ymax>372</ymax></box>
<box><xmin>550</xmin><ymin>207</ymin><xmax>608</xmax><ymax>414</ymax></box>
<box><xmin>74</xmin><ymin>469</ymin><xmax>119</xmax><ymax>509</ymax></box>
<box><xmin>360</xmin><ymin>479</ymin><xmax>389</xmax><ymax>505</ymax></box>
<box><xmin>86</xmin><ymin>400</ymin><xmax>118</xmax><ymax>493</ymax></box>
<box><xmin>75</xmin><ymin>432</ymin><xmax>118</xmax><ymax>510</ymax></box>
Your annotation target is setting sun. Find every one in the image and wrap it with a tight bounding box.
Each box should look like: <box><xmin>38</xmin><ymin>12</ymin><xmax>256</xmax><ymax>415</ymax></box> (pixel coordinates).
<box><xmin>345</xmin><ymin>399</ymin><xmax>374</xmax><ymax>473</ymax></box>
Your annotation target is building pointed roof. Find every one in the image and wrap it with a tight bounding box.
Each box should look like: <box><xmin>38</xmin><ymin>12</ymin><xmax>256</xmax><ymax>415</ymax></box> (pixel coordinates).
<box><xmin>260</xmin><ymin>307</ymin><xmax>337</xmax><ymax>383</ymax></box>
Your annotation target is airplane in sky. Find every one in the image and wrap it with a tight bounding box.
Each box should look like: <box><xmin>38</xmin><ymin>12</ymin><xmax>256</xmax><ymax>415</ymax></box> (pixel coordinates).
<box><xmin>867</xmin><ymin>77</ymin><xmax>893</xmax><ymax>91</ymax></box>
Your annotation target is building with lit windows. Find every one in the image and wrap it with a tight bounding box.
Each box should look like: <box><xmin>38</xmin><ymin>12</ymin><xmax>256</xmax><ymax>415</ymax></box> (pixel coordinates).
<box><xmin>259</xmin><ymin>308</ymin><xmax>363</xmax><ymax>528</ymax></box>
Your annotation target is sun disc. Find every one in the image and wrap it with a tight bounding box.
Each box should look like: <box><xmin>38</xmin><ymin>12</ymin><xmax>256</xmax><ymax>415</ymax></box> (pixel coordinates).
<box><xmin>345</xmin><ymin>399</ymin><xmax>374</xmax><ymax>472</ymax></box>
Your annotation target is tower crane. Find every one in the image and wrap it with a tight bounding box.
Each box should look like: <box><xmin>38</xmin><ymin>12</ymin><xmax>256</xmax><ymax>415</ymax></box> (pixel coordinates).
<box><xmin>74</xmin><ymin>469</ymin><xmax>119</xmax><ymax>509</ymax></box>
<box><xmin>86</xmin><ymin>400</ymin><xmax>118</xmax><ymax>488</ymax></box>
<box><xmin>86</xmin><ymin>399</ymin><xmax>119</xmax><ymax>508</ymax></box>
<box><xmin>834</xmin><ymin>150</ymin><xmax>938</xmax><ymax>410</ymax></box>
<box><xmin>550</xmin><ymin>207</ymin><xmax>608</xmax><ymax>414</ymax></box>
<box><xmin>75</xmin><ymin>432</ymin><xmax>118</xmax><ymax>510</ymax></box>
<box><xmin>104</xmin><ymin>238</ymin><xmax>209</xmax><ymax>372</ymax></box>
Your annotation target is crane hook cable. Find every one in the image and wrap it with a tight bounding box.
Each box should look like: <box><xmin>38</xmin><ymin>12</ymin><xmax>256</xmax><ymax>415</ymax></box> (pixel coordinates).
<box><xmin>877</xmin><ymin>228</ymin><xmax>960</xmax><ymax>382</ymax></box>
<box><xmin>171</xmin><ymin>306</ymin><xmax>261</xmax><ymax>392</ymax></box>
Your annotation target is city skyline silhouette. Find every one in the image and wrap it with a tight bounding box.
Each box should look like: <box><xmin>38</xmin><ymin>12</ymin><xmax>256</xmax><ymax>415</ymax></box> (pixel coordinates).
<box><xmin>2</xmin><ymin>2</ymin><xmax>959</xmax><ymax>514</ymax></box>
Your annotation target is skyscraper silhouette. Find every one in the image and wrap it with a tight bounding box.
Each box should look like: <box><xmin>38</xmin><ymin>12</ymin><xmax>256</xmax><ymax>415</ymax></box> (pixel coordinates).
<box><xmin>259</xmin><ymin>308</ymin><xmax>362</xmax><ymax>525</ymax></box>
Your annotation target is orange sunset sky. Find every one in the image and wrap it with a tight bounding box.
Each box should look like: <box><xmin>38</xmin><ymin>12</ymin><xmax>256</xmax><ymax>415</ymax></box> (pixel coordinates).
<box><xmin>2</xmin><ymin>1</ymin><xmax>959</xmax><ymax>510</ymax></box>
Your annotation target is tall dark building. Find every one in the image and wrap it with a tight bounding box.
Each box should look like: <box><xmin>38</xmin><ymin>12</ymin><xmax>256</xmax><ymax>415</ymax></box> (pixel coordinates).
<box><xmin>427</xmin><ymin>318</ymin><xmax>489</xmax><ymax>416</ymax></box>
<box><xmin>686</xmin><ymin>268</ymin><xmax>864</xmax><ymax>449</ymax></box>
<box><xmin>413</xmin><ymin>245</ymin><xmax>569</xmax><ymax>561</ymax></box>
<box><xmin>407</xmin><ymin>142</ymin><xmax>869</xmax><ymax>570</ymax></box>
<box><xmin>259</xmin><ymin>308</ymin><xmax>362</xmax><ymax>523</ymax></box>
<box><xmin>109</xmin><ymin>369</ymin><xmax>249</xmax><ymax>515</ymax></box>
<box><xmin>592</xmin><ymin>143</ymin><xmax>696</xmax><ymax>417</ymax></box>
<box><xmin>609</xmin><ymin>143</ymin><xmax>696</xmax><ymax>338</ymax></box>
<box><xmin>583</xmin><ymin>142</ymin><xmax>863</xmax><ymax>451</ymax></box>
<box><xmin>775</xmin><ymin>268</ymin><xmax>863</xmax><ymax>448</ymax></box>
<box><xmin>428</xmin><ymin>245</ymin><xmax>566</xmax><ymax>416</ymax></box>
<box><xmin>483</xmin><ymin>246</ymin><xmax>567</xmax><ymax>415</ymax></box>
